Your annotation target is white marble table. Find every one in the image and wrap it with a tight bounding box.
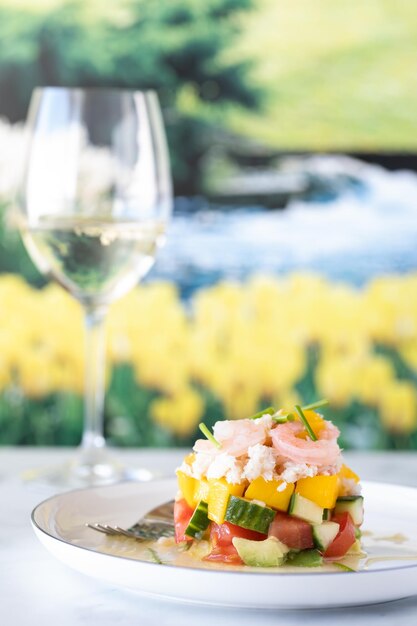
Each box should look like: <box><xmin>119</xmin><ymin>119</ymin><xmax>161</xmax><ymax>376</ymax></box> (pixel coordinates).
<box><xmin>1</xmin><ymin>447</ymin><xmax>417</xmax><ymax>625</ymax></box>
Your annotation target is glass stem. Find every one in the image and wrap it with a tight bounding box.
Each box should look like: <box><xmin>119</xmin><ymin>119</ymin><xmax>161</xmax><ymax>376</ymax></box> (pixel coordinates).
<box><xmin>81</xmin><ymin>306</ymin><xmax>108</xmax><ymax>452</ymax></box>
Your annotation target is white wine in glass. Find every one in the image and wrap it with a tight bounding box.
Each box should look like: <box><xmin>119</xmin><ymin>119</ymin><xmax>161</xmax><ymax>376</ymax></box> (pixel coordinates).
<box><xmin>19</xmin><ymin>87</ymin><xmax>172</xmax><ymax>487</ymax></box>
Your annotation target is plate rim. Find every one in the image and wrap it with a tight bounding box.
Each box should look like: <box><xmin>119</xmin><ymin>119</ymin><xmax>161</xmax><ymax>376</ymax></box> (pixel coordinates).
<box><xmin>31</xmin><ymin>478</ymin><xmax>417</xmax><ymax>579</ymax></box>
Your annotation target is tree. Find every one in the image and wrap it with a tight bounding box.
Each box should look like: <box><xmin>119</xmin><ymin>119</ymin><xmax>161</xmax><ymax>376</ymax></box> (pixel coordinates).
<box><xmin>0</xmin><ymin>0</ymin><xmax>260</xmax><ymax>194</ymax></box>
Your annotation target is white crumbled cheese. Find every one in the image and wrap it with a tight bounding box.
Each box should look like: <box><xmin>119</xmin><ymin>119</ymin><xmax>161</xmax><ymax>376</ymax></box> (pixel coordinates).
<box><xmin>177</xmin><ymin>460</ymin><xmax>193</xmax><ymax>477</ymax></box>
<box><xmin>276</xmin><ymin>481</ymin><xmax>288</xmax><ymax>492</ymax></box>
<box><xmin>190</xmin><ymin>453</ymin><xmax>213</xmax><ymax>479</ymax></box>
<box><xmin>205</xmin><ymin>453</ymin><xmax>244</xmax><ymax>484</ymax></box>
<box><xmin>243</xmin><ymin>444</ymin><xmax>277</xmax><ymax>482</ymax></box>
<box><xmin>279</xmin><ymin>462</ymin><xmax>318</xmax><ymax>483</ymax></box>
<box><xmin>340</xmin><ymin>477</ymin><xmax>362</xmax><ymax>496</ymax></box>
<box><xmin>319</xmin><ymin>464</ymin><xmax>340</xmax><ymax>476</ymax></box>
<box><xmin>177</xmin><ymin>415</ymin><xmax>348</xmax><ymax>486</ymax></box>
<box><xmin>254</xmin><ymin>413</ymin><xmax>274</xmax><ymax>430</ymax></box>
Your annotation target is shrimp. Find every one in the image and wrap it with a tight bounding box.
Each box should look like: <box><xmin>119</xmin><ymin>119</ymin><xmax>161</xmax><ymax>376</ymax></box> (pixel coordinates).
<box><xmin>271</xmin><ymin>420</ymin><xmax>341</xmax><ymax>467</ymax></box>
<box><xmin>193</xmin><ymin>415</ymin><xmax>272</xmax><ymax>457</ymax></box>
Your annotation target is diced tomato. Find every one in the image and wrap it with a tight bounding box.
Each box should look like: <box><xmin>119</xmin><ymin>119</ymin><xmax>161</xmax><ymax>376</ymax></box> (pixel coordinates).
<box><xmin>204</xmin><ymin>521</ymin><xmax>264</xmax><ymax>564</ymax></box>
<box><xmin>268</xmin><ymin>511</ymin><xmax>313</xmax><ymax>550</ymax></box>
<box><xmin>173</xmin><ymin>498</ymin><xmax>194</xmax><ymax>543</ymax></box>
<box><xmin>204</xmin><ymin>544</ymin><xmax>243</xmax><ymax>565</ymax></box>
<box><xmin>210</xmin><ymin>521</ymin><xmax>265</xmax><ymax>547</ymax></box>
<box><xmin>324</xmin><ymin>512</ymin><xmax>356</xmax><ymax>559</ymax></box>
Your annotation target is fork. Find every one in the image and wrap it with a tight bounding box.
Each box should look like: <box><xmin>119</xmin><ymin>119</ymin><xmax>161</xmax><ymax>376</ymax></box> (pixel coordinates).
<box><xmin>86</xmin><ymin>499</ymin><xmax>175</xmax><ymax>541</ymax></box>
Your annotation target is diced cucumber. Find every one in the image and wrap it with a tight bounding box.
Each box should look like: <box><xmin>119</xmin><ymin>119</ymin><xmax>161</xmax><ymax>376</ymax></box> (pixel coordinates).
<box><xmin>287</xmin><ymin>549</ymin><xmax>323</xmax><ymax>567</ymax></box>
<box><xmin>288</xmin><ymin>493</ymin><xmax>324</xmax><ymax>525</ymax></box>
<box><xmin>184</xmin><ymin>500</ymin><xmax>210</xmax><ymax>538</ymax></box>
<box><xmin>232</xmin><ymin>536</ymin><xmax>289</xmax><ymax>567</ymax></box>
<box><xmin>312</xmin><ymin>521</ymin><xmax>340</xmax><ymax>551</ymax></box>
<box><xmin>322</xmin><ymin>508</ymin><xmax>331</xmax><ymax>521</ymax></box>
<box><xmin>225</xmin><ymin>496</ymin><xmax>275</xmax><ymax>534</ymax></box>
<box><xmin>334</xmin><ymin>496</ymin><xmax>364</xmax><ymax>526</ymax></box>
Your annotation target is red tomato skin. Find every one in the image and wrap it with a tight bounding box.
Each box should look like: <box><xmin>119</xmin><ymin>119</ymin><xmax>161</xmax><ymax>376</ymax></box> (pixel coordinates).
<box><xmin>210</xmin><ymin>522</ymin><xmax>265</xmax><ymax>547</ymax></box>
<box><xmin>173</xmin><ymin>499</ymin><xmax>194</xmax><ymax>543</ymax></box>
<box><xmin>324</xmin><ymin>512</ymin><xmax>356</xmax><ymax>558</ymax></box>
<box><xmin>204</xmin><ymin>545</ymin><xmax>243</xmax><ymax>565</ymax></box>
<box><xmin>268</xmin><ymin>511</ymin><xmax>314</xmax><ymax>550</ymax></box>
<box><xmin>205</xmin><ymin>521</ymin><xmax>264</xmax><ymax>564</ymax></box>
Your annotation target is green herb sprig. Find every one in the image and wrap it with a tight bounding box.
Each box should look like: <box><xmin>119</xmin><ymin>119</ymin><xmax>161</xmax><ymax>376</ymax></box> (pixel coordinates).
<box><xmin>295</xmin><ymin>405</ymin><xmax>317</xmax><ymax>441</ymax></box>
<box><xmin>199</xmin><ymin>422</ymin><xmax>221</xmax><ymax>448</ymax></box>
<box><xmin>248</xmin><ymin>407</ymin><xmax>275</xmax><ymax>420</ymax></box>
<box><xmin>301</xmin><ymin>399</ymin><xmax>329</xmax><ymax>411</ymax></box>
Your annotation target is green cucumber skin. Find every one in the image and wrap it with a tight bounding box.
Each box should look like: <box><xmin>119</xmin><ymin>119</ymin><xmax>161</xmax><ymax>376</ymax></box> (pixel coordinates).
<box><xmin>288</xmin><ymin>493</ymin><xmax>323</xmax><ymax>525</ymax></box>
<box><xmin>322</xmin><ymin>509</ymin><xmax>331</xmax><ymax>521</ymax></box>
<box><xmin>225</xmin><ymin>496</ymin><xmax>275</xmax><ymax>534</ymax></box>
<box><xmin>312</xmin><ymin>521</ymin><xmax>340</xmax><ymax>551</ymax></box>
<box><xmin>185</xmin><ymin>500</ymin><xmax>210</xmax><ymax>538</ymax></box>
<box><xmin>334</xmin><ymin>496</ymin><xmax>364</xmax><ymax>526</ymax></box>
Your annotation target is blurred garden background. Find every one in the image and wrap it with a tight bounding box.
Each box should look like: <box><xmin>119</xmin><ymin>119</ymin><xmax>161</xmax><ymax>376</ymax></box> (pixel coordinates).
<box><xmin>1</xmin><ymin>0</ymin><xmax>417</xmax><ymax>450</ymax></box>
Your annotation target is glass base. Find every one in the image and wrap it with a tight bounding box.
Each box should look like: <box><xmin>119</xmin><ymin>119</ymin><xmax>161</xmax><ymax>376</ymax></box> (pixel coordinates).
<box><xmin>21</xmin><ymin>446</ymin><xmax>155</xmax><ymax>491</ymax></box>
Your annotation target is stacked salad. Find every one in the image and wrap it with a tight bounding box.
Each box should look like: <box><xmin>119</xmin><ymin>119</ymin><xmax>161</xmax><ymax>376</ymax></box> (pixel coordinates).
<box><xmin>175</xmin><ymin>401</ymin><xmax>364</xmax><ymax>568</ymax></box>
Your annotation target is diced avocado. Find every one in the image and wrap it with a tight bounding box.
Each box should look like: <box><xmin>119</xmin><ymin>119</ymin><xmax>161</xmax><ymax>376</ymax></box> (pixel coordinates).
<box><xmin>312</xmin><ymin>521</ymin><xmax>340</xmax><ymax>551</ymax></box>
<box><xmin>334</xmin><ymin>496</ymin><xmax>364</xmax><ymax>526</ymax></box>
<box><xmin>333</xmin><ymin>562</ymin><xmax>355</xmax><ymax>572</ymax></box>
<box><xmin>232</xmin><ymin>536</ymin><xmax>289</xmax><ymax>567</ymax></box>
<box><xmin>347</xmin><ymin>539</ymin><xmax>362</xmax><ymax>555</ymax></box>
<box><xmin>288</xmin><ymin>493</ymin><xmax>324</xmax><ymax>525</ymax></box>
<box><xmin>287</xmin><ymin>549</ymin><xmax>323</xmax><ymax>567</ymax></box>
<box><xmin>225</xmin><ymin>496</ymin><xmax>275</xmax><ymax>534</ymax></box>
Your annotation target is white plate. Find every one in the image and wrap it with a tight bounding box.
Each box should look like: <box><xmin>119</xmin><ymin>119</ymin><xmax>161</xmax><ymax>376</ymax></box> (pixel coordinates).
<box><xmin>31</xmin><ymin>479</ymin><xmax>417</xmax><ymax>609</ymax></box>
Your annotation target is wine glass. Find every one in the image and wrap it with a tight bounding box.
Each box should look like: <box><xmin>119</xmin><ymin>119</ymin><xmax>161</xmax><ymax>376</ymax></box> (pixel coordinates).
<box><xmin>18</xmin><ymin>87</ymin><xmax>172</xmax><ymax>488</ymax></box>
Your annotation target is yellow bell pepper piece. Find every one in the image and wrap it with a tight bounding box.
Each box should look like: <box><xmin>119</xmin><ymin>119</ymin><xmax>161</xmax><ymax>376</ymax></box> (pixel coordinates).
<box><xmin>176</xmin><ymin>470</ymin><xmax>197</xmax><ymax>508</ymax></box>
<box><xmin>295</xmin><ymin>410</ymin><xmax>326</xmax><ymax>440</ymax></box>
<box><xmin>295</xmin><ymin>475</ymin><xmax>340</xmax><ymax>509</ymax></box>
<box><xmin>207</xmin><ymin>478</ymin><xmax>245</xmax><ymax>524</ymax></box>
<box><xmin>176</xmin><ymin>453</ymin><xmax>197</xmax><ymax>508</ymax></box>
<box><xmin>245</xmin><ymin>477</ymin><xmax>294</xmax><ymax>512</ymax></box>
<box><xmin>339</xmin><ymin>464</ymin><xmax>360</xmax><ymax>483</ymax></box>
<box><xmin>338</xmin><ymin>464</ymin><xmax>360</xmax><ymax>496</ymax></box>
<box><xmin>193</xmin><ymin>478</ymin><xmax>210</xmax><ymax>506</ymax></box>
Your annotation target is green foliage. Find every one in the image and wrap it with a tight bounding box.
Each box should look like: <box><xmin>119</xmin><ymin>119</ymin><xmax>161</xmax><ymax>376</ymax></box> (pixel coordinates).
<box><xmin>229</xmin><ymin>0</ymin><xmax>417</xmax><ymax>150</ymax></box>
<box><xmin>0</xmin><ymin>203</ymin><xmax>45</xmax><ymax>285</ymax></box>
<box><xmin>0</xmin><ymin>0</ymin><xmax>259</xmax><ymax>193</ymax></box>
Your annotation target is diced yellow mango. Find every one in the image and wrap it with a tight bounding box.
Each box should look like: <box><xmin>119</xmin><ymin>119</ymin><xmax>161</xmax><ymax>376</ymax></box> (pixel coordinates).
<box><xmin>245</xmin><ymin>477</ymin><xmax>294</xmax><ymax>512</ymax></box>
<box><xmin>339</xmin><ymin>464</ymin><xmax>360</xmax><ymax>483</ymax></box>
<box><xmin>176</xmin><ymin>453</ymin><xmax>197</xmax><ymax>506</ymax></box>
<box><xmin>295</xmin><ymin>475</ymin><xmax>340</xmax><ymax>509</ymax></box>
<box><xmin>338</xmin><ymin>464</ymin><xmax>361</xmax><ymax>496</ymax></box>
<box><xmin>207</xmin><ymin>478</ymin><xmax>245</xmax><ymax>524</ymax></box>
<box><xmin>193</xmin><ymin>478</ymin><xmax>210</xmax><ymax>505</ymax></box>
<box><xmin>295</xmin><ymin>410</ymin><xmax>326</xmax><ymax>440</ymax></box>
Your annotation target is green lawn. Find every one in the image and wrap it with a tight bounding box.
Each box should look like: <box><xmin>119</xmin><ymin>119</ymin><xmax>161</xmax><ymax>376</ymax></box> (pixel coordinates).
<box><xmin>228</xmin><ymin>0</ymin><xmax>417</xmax><ymax>150</ymax></box>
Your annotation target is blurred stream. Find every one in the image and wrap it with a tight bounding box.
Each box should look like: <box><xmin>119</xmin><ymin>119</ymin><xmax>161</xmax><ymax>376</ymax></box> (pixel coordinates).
<box><xmin>151</xmin><ymin>156</ymin><xmax>417</xmax><ymax>299</ymax></box>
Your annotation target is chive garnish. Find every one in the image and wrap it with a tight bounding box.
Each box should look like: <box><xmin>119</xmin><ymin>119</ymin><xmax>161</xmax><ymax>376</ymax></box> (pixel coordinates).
<box><xmin>273</xmin><ymin>413</ymin><xmax>296</xmax><ymax>424</ymax></box>
<box><xmin>199</xmin><ymin>422</ymin><xmax>221</xmax><ymax>448</ymax></box>
<box><xmin>295</xmin><ymin>405</ymin><xmax>318</xmax><ymax>441</ymax></box>
<box><xmin>147</xmin><ymin>547</ymin><xmax>164</xmax><ymax>564</ymax></box>
<box><xmin>302</xmin><ymin>399</ymin><xmax>329</xmax><ymax>411</ymax></box>
<box><xmin>248</xmin><ymin>407</ymin><xmax>275</xmax><ymax>420</ymax></box>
